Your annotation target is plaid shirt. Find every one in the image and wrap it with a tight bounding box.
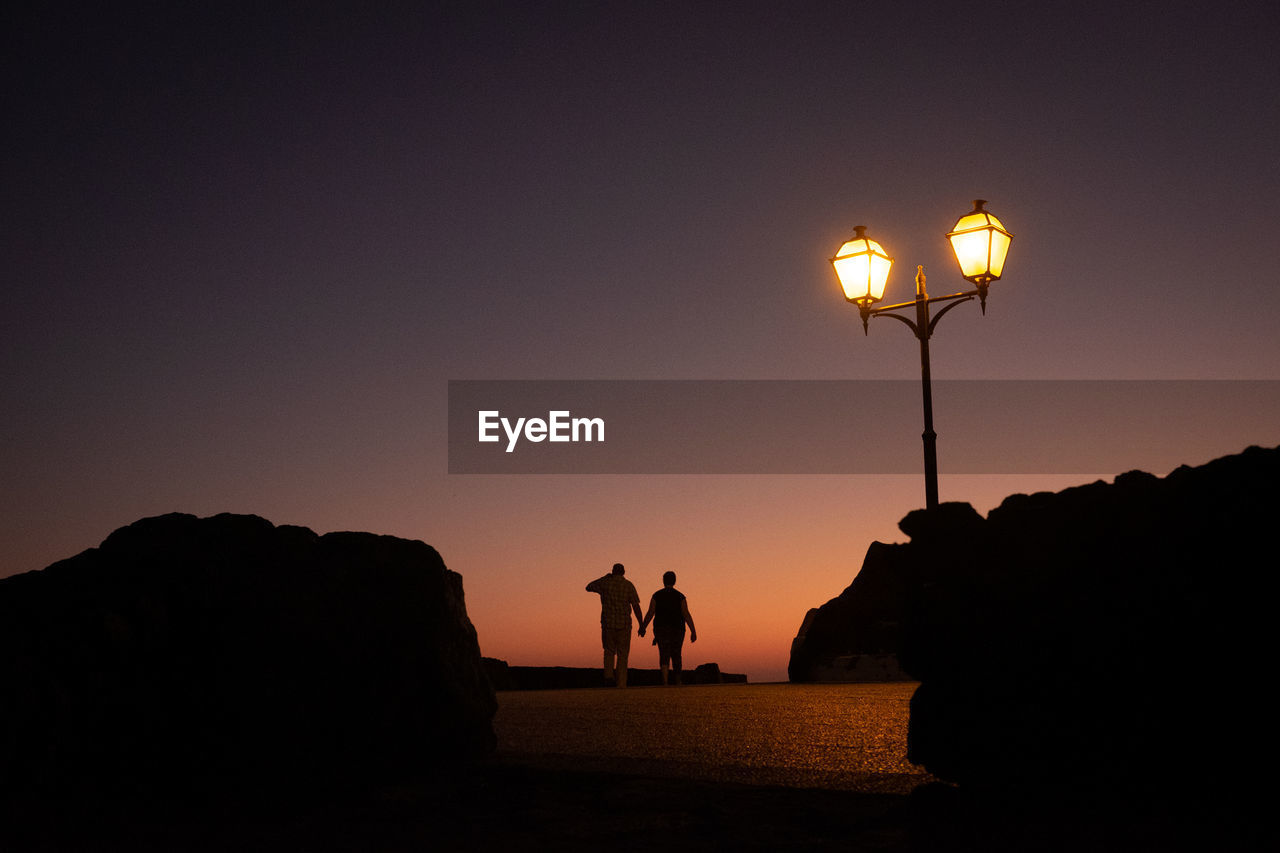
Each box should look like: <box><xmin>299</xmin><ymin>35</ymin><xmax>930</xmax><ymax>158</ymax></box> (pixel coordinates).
<box><xmin>587</xmin><ymin>574</ymin><xmax>640</xmax><ymax>630</ymax></box>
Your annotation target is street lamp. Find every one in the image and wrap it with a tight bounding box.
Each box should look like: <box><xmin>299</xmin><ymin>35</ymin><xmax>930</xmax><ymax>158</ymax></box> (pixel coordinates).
<box><xmin>830</xmin><ymin>200</ymin><xmax>1013</xmax><ymax>511</ymax></box>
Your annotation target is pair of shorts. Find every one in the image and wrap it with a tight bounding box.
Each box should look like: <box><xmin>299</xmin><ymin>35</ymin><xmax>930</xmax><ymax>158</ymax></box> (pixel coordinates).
<box><xmin>601</xmin><ymin>625</ymin><xmax>631</xmax><ymax>654</ymax></box>
<box><xmin>654</xmin><ymin>625</ymin><xmax>685</xmax><ymax>656</ymax></box>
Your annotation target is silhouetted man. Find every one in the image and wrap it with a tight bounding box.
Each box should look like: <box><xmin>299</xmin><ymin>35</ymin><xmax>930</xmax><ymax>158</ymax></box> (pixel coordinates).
<box><xmin>586</xmin><ymin>563</ymin><xmax>642</xmax><ymax>687</ymax></box>
<box><xmin>639</xmin><ymin>571</ymin><xmax>697</xmax><ymax>686</ymax></box>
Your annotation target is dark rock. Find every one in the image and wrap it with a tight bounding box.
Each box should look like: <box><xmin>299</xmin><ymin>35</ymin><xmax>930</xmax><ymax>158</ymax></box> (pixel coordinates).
<box><xmin>692</xmin><ymin>662</ymin><xmax>721</xmax><ymax>682</ymax></box>
<box><xmin>790</xmin><ymin>443</ymin><xmax>1280</xmax><ymax>812</ymax></box>
<box><xmin>896</xmin><ymin>500</ymin><xmax>985</xmax><ymax>541</ymax></box>
<box><xmin>0</xmin><ymin>512</ymin><xmax>495</xmax><ymax>794</ymax></box>
<box><xmin>788</xmin><ymin>540</ymin><xmax>915</xmax><ymax>682</ymax></box>
<box><xmin>481</xmin><ymin>655</ymin><xmax>515</xmax><ymax>690</ymax></box>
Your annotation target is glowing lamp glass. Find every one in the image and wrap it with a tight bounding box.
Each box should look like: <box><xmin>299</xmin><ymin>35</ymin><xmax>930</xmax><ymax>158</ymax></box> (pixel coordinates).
<box><xmin>831</xmin><ymin>226</ymin><xmax>893</xmax><ymax>304</ymax></box>
<box><xmin>946</xmin><ymin>200</ymin><xmax>1012</xmax><ymax>284</ymax></box>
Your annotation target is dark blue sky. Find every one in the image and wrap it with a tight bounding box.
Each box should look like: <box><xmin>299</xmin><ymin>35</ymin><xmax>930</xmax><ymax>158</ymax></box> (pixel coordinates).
<box><xmin>4</xmin><ymin>1</ymin><xmax>1278</xmax><ymax>679</ymax></box>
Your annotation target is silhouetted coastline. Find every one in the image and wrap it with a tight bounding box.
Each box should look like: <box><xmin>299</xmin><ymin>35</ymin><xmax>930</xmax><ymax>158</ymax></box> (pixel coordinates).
<box><xmin>481</xmin><ymin>657</ymin><xmax>747</xmax><ymax>689</ymax></box>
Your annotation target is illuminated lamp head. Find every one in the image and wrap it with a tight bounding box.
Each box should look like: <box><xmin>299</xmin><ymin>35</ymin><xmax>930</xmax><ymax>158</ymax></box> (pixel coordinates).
<box><xmin>946</xmin><ymin>200</ymin><xmax>1013</xmax><ymax>311</ymax></box>
<box><xmin>831</xmin><ymin>225</ymin><xmax>893</xmax><ymax>307</ymax></box>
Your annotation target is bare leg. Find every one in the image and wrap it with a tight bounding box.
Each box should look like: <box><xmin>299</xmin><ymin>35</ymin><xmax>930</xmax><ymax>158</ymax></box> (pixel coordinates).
<box><xmin>616</xmin><ymin>646</ymin><xmax>629</xmax><ymax>687</ymax></box>
<box><xmin>602</xmin><ymin>650</ymin><xmax>615</xmax><ymax>681</ymax></box>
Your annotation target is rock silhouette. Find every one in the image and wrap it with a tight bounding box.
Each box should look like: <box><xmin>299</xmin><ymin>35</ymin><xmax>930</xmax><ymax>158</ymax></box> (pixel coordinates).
<box><xmin>791</xmin><ymin>444</ymin><xmax>1279</xmax><ymax>810</ymax></box>
<box><xmin>789</xmin><ymin>540</ymin><xmax>912</xmax><ymax>683</ymax></box>
<box><xmin>0</xmin><ymin>513</ymin><xmax>495</xmax><ymax>793</ymax></box>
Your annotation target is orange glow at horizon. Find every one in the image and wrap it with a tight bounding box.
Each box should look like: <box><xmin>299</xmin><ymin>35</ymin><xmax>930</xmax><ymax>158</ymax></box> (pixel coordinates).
<box><xmin>444</xmin><ymin>473</ymin><xmax>1097</xmax><ymax>683</ymax></box>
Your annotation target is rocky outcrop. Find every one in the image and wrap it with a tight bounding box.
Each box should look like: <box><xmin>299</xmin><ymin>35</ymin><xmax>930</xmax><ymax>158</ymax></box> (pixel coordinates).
<box><xmin>792</xmin><ymin>444</ymin><xmax>1279</xmax><ymax>809</ymax></box>
<box><xmin>788</xmin><ymin>538</ymin><xmax>914</xmax><ymax>682</ymax></box>
<box><xmin>0</xmin><ymin>513</ymin><xmax>495</xmax><ymax>793</ymax></box>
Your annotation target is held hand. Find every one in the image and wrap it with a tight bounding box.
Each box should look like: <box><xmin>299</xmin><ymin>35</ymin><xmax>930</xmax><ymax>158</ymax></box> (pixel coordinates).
<box><xmin>638</xmin><ymin>626</ymin><xmax>645</xmax><ymax>637</ymax></box>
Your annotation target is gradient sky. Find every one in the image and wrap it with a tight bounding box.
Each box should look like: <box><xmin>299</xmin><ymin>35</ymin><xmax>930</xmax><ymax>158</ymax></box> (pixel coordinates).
<box><xmin>5</xmin><ymin>2</ymin><xmax>1279</xmax><ymax>682</ymax></box>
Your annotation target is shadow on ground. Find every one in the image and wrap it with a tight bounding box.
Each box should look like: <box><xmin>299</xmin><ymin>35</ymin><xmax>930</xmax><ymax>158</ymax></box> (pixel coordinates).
<box><xmin>1</xmin><ymin>758</ymin><xmax>1258</xmax><ymax>853</ymax></box>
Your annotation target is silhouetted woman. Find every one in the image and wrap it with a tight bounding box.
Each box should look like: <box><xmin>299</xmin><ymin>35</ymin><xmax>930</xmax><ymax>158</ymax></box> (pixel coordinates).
<box><xmin>639</xmin><ymin>571</ymin><xmax>697</xmax><ymax>685</ymax></box>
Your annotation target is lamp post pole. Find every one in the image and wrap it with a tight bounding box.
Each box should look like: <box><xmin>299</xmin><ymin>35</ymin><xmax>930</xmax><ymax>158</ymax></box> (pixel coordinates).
<box><xmin>863</xmin><ymin>267</ymin><xmax>976</xmax><ymax>511</ymax></box>
<box><xmin>914</xmin><ymin>267</ymin><xmax>940</xmax><ymax>511</ymax></box>
<box><xmin>831</xmin><ymin>201</ymin><xmax>1013</xmax><ymax>512</ymax></box>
